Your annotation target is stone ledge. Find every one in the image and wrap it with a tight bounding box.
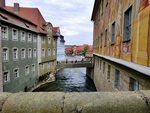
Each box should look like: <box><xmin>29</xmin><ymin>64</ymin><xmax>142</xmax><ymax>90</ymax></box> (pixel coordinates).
<box><xmin>0</xmin><ymin>91</ymin><xmax>150</xmax><ymax>113</ymax></box>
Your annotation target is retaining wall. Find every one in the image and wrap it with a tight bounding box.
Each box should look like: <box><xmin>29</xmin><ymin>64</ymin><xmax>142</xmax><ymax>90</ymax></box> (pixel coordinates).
<box><xmin>0</xmin><ymin>91</ymin><xmax>150</xmax><ymax>113</ymax></box>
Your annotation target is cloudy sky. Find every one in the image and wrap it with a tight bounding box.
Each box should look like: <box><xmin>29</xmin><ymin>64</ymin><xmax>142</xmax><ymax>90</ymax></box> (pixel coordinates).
<box><xmin>6</xmin><ymin>0</ymin><xmax>94</xmax><ymax>45</ymax></box>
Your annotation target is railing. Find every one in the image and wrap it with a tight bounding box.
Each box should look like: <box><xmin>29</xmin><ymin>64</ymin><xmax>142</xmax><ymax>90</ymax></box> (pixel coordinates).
<box><xmin>0</xmin><ymin>90</ymin><xmax>150</xmax><ymax>113</ymax></box>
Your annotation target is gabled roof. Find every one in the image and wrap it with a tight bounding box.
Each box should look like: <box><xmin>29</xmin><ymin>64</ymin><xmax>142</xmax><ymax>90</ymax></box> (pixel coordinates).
<box><xmin>91</xmin><ymin>0</ymin><xmax>100</xmax><ymax>21</ymax></box>
<box><xmin>5</xmin><ymin>6</ymin><xmax>46</xmax><ymax>34</ymax></box>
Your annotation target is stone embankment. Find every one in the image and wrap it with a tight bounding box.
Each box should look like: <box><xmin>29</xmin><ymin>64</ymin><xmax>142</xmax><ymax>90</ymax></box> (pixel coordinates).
<box><xmin>0</xmin><ymin>90</ymin><xmax>150</xmax><ymax>113</ymax></box>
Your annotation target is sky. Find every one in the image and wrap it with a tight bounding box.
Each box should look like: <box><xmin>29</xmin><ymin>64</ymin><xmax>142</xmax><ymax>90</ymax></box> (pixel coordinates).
<box><xmin>6</xmin><ymin>0</ymin><xmax>94</xmax><ymax>45</ymax></box>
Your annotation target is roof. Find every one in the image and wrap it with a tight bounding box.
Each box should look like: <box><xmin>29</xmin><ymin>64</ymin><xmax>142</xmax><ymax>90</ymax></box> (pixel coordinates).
<box><xmin>94</xmin><ymin>53</ymin><xmax>150</xmax><ymax>76</ymax></box>
<box><xmin>91</xmin><ymin>0</ymin><xmax>100</xmax><ymax>21</ymax></box>
<box><xmin>5</xmin><ymin>6</ymin><xmax>46</xmax><ymax>34</ymax></box>
<box><xmin>0</xmin><ymin>7</ymin><xmax>37</xmax><ymax>32</ymax></box>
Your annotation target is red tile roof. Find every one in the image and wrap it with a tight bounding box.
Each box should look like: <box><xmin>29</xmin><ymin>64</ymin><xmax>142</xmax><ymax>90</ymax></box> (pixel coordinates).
<box><xmin>5</xmin><ymin>6</ymin><xmax>46</xmax><ymax>34</ymax></box>
<box><xmin>53</xmin><ymin>27</ymin><xmax>60</xmax><ymax>33</ymax></box>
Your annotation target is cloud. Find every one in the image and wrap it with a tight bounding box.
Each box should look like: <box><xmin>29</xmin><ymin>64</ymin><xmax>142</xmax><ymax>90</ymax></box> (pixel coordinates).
<box><xmin>6</xmin><ymin>0</ymin><xmax>94</xmax><ymax>45</ymax></box>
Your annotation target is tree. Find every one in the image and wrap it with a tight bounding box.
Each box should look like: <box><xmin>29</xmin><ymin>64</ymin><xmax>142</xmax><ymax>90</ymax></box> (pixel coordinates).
<box><xmin>83</xmin><ymin>45</ymin><xmax>89</xmax><ymax>56</ymax></box>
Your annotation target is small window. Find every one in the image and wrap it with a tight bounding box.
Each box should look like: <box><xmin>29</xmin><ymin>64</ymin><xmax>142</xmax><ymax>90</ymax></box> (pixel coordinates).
<box><xmin>103</xmin><ymin>62</ymin><xmax>105</xmax><ymax>73</ymax></box>
<box><xmin>129</xmin><ymin>77</ymin><xmax>139</xmax><ymax>91</ymax></box>
<box><xmin>114</xmin><ymin>69</ymin><xmax>120</xmax><ymax>89</ymax></box>
<box><xmin>111</xmin><ymin>22</ymin><xmax>115</xmax><ymax>44</ymax></box>
<box><xmin>105</xmin><ymin>29</ymin><xmax>108</xmax><ymax>46</ymax></box>
<box><xmin>42</xmin><ymin>37</ymin><xmax>45</xmax><ymax>44</ymax></box>
<box><xmin>21</xmin><ymin>31</ymin><xmax>26</xmax><ymax>41</ymax></box>
<box><xmin>33</xmin><ymin>35</ymin><xmax>37</xmax><ymax>43</ymax></box>
<box><xmin>28</xmin><ymin>33</ymin><xmax>32</xmax><ymax>42</ymax></box>
<box><xmin>42</xmin><ymin>48</ymin><xmax>45</xmax><ymax>57</ymax></box>
<box><xmin>40</xmin><ymin>64</ymin><xmax>44</xmax><ymax>70</ymax></box>
<box><xmin>3</xmin><ymin>71</ymin><xmax>10</xmax><ymax>83</ymax></box>
<box><xmin>2</xmin><ymin>48</ymin><xmax>9</xmax><ymax>61</ymax></box>
<box><xmin>48</xmin><ymin>48</ymin><xmax>51</xmax><ymax>56</ymax></box>
<box><xmin>13</xmin><ymin>48</ymin><xmax>18</xmax><ymax>60</ymax></box>
<box><xmin>14</xmin><ymin>68</ymin><xmax>19</xmax><ymax>78</ymax></box>
<box><xmin>12</xmin><ymin>29</ymin><xmax>18</xmax><ymax>41</ymax></box>
<box><xmin>32</xmin><ymin>64</ymin><xmax>35</xmax><ymax>72</ymax></box>
<box><xmin>33</xmin><ymin>48</ymin><xmax>37</xmax><ymax>58</ymax></box>
<box><xmin>53</xmin><ymin>40</ymin><xmax>55</xmax><ymax>47</ymax></box>
<box><xmin>53</xmin><ymin>48</ymin><xmax>55</xmax><ymax>56</ymax></box>
<box><xmin>107</xmin><ymin>65</ymin><xmax>111</xmax><ymax>80</ymax></box>
<box><xmin>48</xmin><ymin>38</ymin><xmax>51</xmax><ymax>44</ymax></box>
<box><xmin>1</xmin><ymin>26</ymin><xmax>8</xmax><ymax>40</ymax></box>
<box><xmin>28</xmin><ymin>48</ymin><xmax>32</xmax><ymax>58</ymax></box>
<box><xmin>21</xmin><ymin>48</ymin><xmax>26</xmax><ymax>59</ymax></box>
<box><xmin>48</xmin><ymin>62</ymin><xmax>51</xmax><ymax>68</ymax></box>
<box><xmin>25</xmin><ymin>66</ymin><xmax>29</xmax><ymax>75</ymax></box>
<box><xmin>100</xmin><ymin>34</ymin><xmax>102</xmax><ymax>48</ymax></box>
<box><xmin>123</xmin><ymin>6</ymin><xmax>132</xmax><ymax>42</ymax></box>
<box><xmin>99</xmin><ymin>60</ymin><xmax>102</xmax><ymax>70</ymax></box>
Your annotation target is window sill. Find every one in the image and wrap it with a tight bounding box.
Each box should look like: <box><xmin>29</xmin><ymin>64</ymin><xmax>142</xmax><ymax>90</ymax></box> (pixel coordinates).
<box><xmin>3</xmin><ymin>60</ymin><xmax>9</xmax><ymax>63</ymax></box>
<box><xmin>111</xmin><ymin>43</ymin><xmax>115</xmax><ymax>46</ymax></box>
<box><xmin>123</xmin><ymin>39</ymin><xmax>131</xmax><ymax>43</ymax></box>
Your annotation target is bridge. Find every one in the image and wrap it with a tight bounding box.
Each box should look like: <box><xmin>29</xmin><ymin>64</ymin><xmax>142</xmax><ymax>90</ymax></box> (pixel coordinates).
<box><xmin>56</xmin><ymin>60</ymin><xmax>93</xmax><ymax>69</ymax></box>
<box><xmin>0</xmin><ymin>91</ymin><xmax>150</xmax><ymax>113</ymax></box>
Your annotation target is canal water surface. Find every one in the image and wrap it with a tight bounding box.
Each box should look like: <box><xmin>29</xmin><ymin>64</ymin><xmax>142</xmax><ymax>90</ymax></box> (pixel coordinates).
<box><xmin>34</xmin><ymin>68</ymin><xmax>96</xmax><ymax>92</ymax></box>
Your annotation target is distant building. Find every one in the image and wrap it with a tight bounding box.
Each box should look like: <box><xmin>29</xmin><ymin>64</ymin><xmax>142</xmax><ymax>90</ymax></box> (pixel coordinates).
<box><xmin>0</xmin><ymin>0</ymin><xmax>58</xmax><ymax>92</ymax></box>
<box><xmin>91</xmin><ymin>0</ymin><xmax>150</xmax><ymax>91</ymax></box>
<box><xmin>53</xmin><ymin>27</ymin><xmax>65</xmax><ymax>61</ymax></box>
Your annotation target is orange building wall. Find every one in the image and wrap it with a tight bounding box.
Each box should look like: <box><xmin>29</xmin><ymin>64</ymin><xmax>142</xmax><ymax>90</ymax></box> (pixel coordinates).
<box><xmin>93</xmin><ymin>0</ymin><xmax>150</xmax><ymax>67</ymax></box>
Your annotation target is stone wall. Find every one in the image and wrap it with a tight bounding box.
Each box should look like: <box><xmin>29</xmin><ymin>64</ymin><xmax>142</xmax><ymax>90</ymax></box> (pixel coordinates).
<box><xmin>93</xmin><ymin>55</ymin><xmax>150</xmax><ymax>92</ymax></box>
<box><xmin>0</xmin><ymin>91</ymin><xmax>150</xmax><ymax>113</ymax></box>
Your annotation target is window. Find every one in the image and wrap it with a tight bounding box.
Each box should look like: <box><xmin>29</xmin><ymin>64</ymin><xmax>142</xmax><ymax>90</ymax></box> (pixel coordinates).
<box><xmin>48</xmin><ymin>38</ymin><xmax>51</xmax><ymax>44</ymax></box>
<box><xmin>129</xmin><ymin>77</ymin><xmax>139</xmax><ymax>91</ymax></box>
<box><xmin>21</xmin><ymin>48</ymin><xmax>26</xmax><ymax>59</ymax></box>
<box><xmin>124</xmin><ymin>6</ymin><xmax>132</xmax><ymax>42</ymax></box>
<box><xmin>13</xmin><ymin>48</ymin><xmax>18</xmax><ymax>60</ymax></box>
<box><xmin>33</xmin><ymin>48</ymin><xmax>37</xmax><ymax>58</ymax></box>
<box><xmin>114</xmin><ymin>69</ymin><xmax>120</xmax><ymax>88</ymax></box>
<box><xmin>48</xmin><ymin>62</ymin><xmax>51</xmax><ymax>68</ymax></box>
<box><xmin>53</xmin><ymin>48</ymin><xmax>55</xmax><ymax>56</ymax></box>
<box><xmin>105</xmin><ymin>29</ymin><xmax>108</xmax><ymax>46</ymax></box>
<box><xmin>100</xmin><ymin>34</ymin><xmax>102</xmax><ymax>48</ymax></box>
<box><xmin>28</xmin><ymin>33</ymin><xmax>32</xmax><ymax>42</ymax></box>
<box><xmin>3</xmin><ymin>71</ymin><xmax>10</xmax><ymax>83</ymax></box>
<box><xmin>99</xmin><ymin>60</ymin><xmax>102</xmax><ymax>70</ymax></box>
<box><xmin>53</xmin><ymin>40</ymin><xmax>55</xmax><ymax>47</ymax></box>
<box><xmin>111</xmin><ymin>22</ymin><xmax>115</xmax><ymax>44</ymax></box>
<box><xmin>42</xmin><ymin>48</ymin><xmax>45</xmax><ymax>57</ymax></box>
<box><xmin>40</xmin><ymin>64</ymin><xmax>44</xmax><ymax>70</ymax></box>
<box><xmin>42</xmin><ymin>37</ymin><xmax>45</xmax><ymax>44</ymax></box>
<box><xmin>1</xmin><ymin>26</ymin><xmax>8</xmax><ymax>40</ymax></box>
<box><xmin>28</xmin><ymin>48</ymin><xmax>32</xmax><ymax>58</ymax></box>
<box><xmin>25</xmin><ymin>66</ymin><xmax>29</xmax><ymax>75</ymax></box>
<box><xmin>48</xmin><ymin>48</ymin><xmax>51</xmax><ymax>56</ymax></box>
<box><xmin>103</xmin><ymin>62</ymin><xmax>105</xmax><ymax>73</ymax></box>
<box><xmin>33</xmin><ymin>35</ymin><xmax>37</xmax><ymax>43</ymax></box>
<box><xmin>12</xmin><ymin>29</ymin><xmax>18</xmax><ymax>41</ymax></box>
<box><xmin>2</xmin><ymin>48</ymin><xmax>9</xmax><ymax>61</ymax></box>
<box><xmin>14</xmin><ymin>68</ymin><xmax>19</xmax><ymax>78</ymax></box>
<box><xmin>107</xmin><ymin>65</ymin><xmax>111</xmax><ymax>80</ymax></box>
<box><xmin>32</xmin><ymin>64</ymin><xmax>35</xmax><ymax>72</ymax></box>
<box><xmin>21</xmin><ymin>31</ymin><xmax>26</xmax><ymax>41</ymax></box>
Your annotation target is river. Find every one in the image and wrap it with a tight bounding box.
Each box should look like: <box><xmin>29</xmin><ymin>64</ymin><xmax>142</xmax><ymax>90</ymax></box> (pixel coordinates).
<box><xmin>34</xmin><ymin>56</ymin><xmax>96</xmax><ymax>92</ymax></box>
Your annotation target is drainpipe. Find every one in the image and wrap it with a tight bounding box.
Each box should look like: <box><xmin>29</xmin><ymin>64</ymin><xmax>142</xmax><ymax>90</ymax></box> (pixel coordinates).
<box><xmin>0</xmin><ymin>23</ymin><xmax>3</xmax><ymax>92</ymax></box>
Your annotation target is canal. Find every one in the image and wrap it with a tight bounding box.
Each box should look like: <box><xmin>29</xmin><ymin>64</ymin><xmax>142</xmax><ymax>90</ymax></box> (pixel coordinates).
<box><xmin>34</xmin><ymin>68</ymin><xmax>96</xmax><ymax>92</ymax></box>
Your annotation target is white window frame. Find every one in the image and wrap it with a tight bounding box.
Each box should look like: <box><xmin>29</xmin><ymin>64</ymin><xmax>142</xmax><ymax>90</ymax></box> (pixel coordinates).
<box><xmin>42</xmin><ymin>48</ymin><xmax>45</xmax><ymax>57</ymax></box>
<box><xmin>21</xmin><ymin>48</ymin><xmax>26</xmax><ymax>59</ymax></box>
<box><xmin>20</xmin><ymin>31</ymin><xmax>26</xmax><ymax>42</ymax></box>
<box><xmin>32</xmin><ymin>64</ymin><xmax>35</xmax><ymax>72</ymax></box>
<box><xmin>13</xmin><ymin>48</ymin><xmax>18</xmax><ymax>61</ymax></box>
<box><xmin>1</xmin><ymin>25</ymin><xmax>8</xmax><ymax>40</ymax></box>
<box><xmin>48</xmin><ymin>48</ymin><xmax>51</xmax><ymax>56</ymax></box>
<box><xmin>42</xmin><ymin>37</ymin><xmax>45</xmax><ymax>44</ymax></box>
<box><xmin>3</xmin><ymin>71</ymin><xmax>10</xmax><ymax>83</ymax></box>
<box><xmin>28</xmin><ymin>33</ymin><xmax>32</xmax><ymax>42</ymax></box>
<box><xmin>28</xmin><ymin>48</ymin><xmax>32</xmax><ymax>58</ymax></box>
<box><xmin>12</xmin><ymin>28</ymin><xmax>18</xmax><ymax>41</ymax></box>
<box><xmin>33</xmin><ymin>35</ymin><xmax>37</xmax><ymax>43</ymax></box>
<box><xmin>48</xmin><ymin>38</ymin><xmax>51</xmax><ymax>44</ymax></box>
<box><xmin>13</xmin><ymin>68</ymin><xmax>19</xmax><ymax>78</ymax></box>
<box><xmin>25</xmin><ymin>65</ymin><xmax>30</xmax><ymax>75</ymax></box>
<box><xmin>33</xmin><ymin>48</ymin><xmax>37</xmax><ymax>58</ymax></box>
<box><xmin>2</xmin><ymin>47</ymin><xmax>9</xmax><ymax>61</ymax></box>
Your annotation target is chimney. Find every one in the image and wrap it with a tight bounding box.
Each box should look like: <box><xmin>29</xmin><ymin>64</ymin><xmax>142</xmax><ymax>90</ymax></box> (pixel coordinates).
<box><xmin>14</xmin><ymin>3</ymin><xmax>20</xmax><ymax>13</ymax></box>
<box><xmin>0</xmin><ymin>0</ymin><xmax>5</xmax><ymax>7</ymax></box>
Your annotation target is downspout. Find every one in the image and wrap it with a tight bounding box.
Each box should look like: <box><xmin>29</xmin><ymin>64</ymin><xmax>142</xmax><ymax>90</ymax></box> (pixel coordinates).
<box><xmin>0</xmin><ymin>23</ymin><xmax>3</xmax><ymax>92</ymax></box>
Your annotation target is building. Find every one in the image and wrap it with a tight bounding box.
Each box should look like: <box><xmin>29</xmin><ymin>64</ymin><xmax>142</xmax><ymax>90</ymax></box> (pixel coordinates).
<box><xmin>0</xmin><ymin>5</ymin><xmax>38</xmax><ymax>92</ymax></box>
<box><xmin>91</xmin><ymin>0</ymin><xmax>150</xmax><ymax>91</ymax></box>
<box><xmin>0</xmin><ymin>0</ymin><xmax>58</xmax><ymax>92</ymax></box>
<box><xmin>54</xmin><ymin>27</ymin><xmax>65</xmax><ymax>61</ymax></box>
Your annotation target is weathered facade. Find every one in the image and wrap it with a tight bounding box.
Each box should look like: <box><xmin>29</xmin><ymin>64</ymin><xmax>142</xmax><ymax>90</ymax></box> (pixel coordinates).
<box><xmin>0</xmin><ymin>7</ymin><xmax>38</xmax><ymax>92</ymax></box>
<box><xmin>91</xmin><ymin>0</ymin><xmax>150</xmax><ymax>91</ymax></box>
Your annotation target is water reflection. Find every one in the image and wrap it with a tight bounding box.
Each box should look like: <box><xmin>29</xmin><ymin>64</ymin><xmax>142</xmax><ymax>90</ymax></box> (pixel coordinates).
<box><xmin>34</xmin><ymin>68</ymin><xmax>96</xmax><ymax>92</ymax></box>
